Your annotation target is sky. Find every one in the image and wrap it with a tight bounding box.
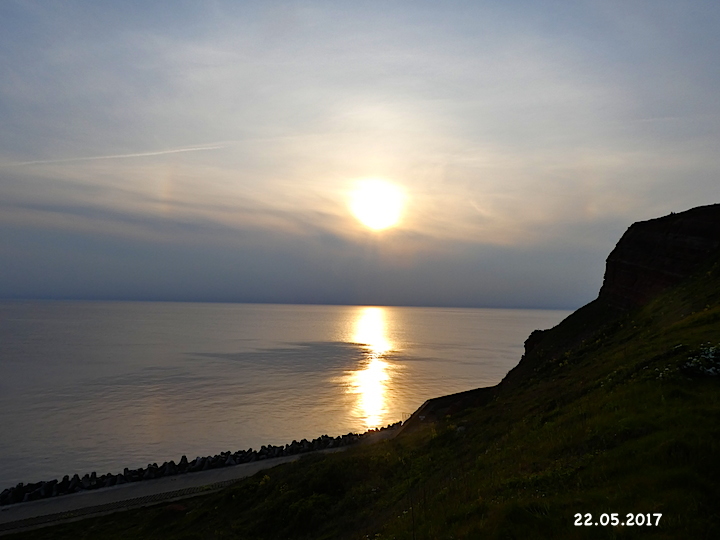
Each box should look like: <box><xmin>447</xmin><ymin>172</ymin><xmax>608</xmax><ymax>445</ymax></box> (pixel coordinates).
<box><xmin>1</xmin><ymin>0</ymin><xmax>719</xmax><ymax>309</ymax></box>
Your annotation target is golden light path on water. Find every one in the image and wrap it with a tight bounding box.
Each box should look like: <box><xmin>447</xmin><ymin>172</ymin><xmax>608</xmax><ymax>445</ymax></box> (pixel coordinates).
<box><xmin>348</xmin><ymin>307</ymin><xmax>394</xmax><ymax>430</ymax></box>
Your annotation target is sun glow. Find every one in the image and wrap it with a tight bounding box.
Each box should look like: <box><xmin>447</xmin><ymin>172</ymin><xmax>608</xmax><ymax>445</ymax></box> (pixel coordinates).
<box><xmin>349</xmin><ymin>179</ymin><xmax>405</xmax><ymax>231</ymax></box>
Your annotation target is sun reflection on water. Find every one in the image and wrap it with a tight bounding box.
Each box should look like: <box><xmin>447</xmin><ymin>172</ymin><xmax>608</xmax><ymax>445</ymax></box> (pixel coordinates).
<box><xmin>347</xmin><ymin>307</ymin><xmax>395</xmax><ymax>430</ymax></box>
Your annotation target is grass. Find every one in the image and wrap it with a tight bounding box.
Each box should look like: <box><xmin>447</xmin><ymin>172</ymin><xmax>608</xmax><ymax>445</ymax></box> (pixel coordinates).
<box><xmin>7</xmin><ymin>256</ymin><xmax>720</xmax><ymax>539</ymax></box>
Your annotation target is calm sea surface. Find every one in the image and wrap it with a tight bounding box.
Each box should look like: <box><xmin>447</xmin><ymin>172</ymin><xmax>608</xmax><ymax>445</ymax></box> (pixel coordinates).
<box><xmin>0</xmin><ymin>301</ymin><xmax>570</xmax><ymax>488</ymax></box>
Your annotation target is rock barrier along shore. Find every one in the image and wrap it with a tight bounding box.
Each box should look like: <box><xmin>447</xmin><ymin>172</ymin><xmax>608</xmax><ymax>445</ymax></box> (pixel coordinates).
<box><xmin>0</xmin><ymin>422</ymin><xmax>402</xmax><ymax>507</ymax></box>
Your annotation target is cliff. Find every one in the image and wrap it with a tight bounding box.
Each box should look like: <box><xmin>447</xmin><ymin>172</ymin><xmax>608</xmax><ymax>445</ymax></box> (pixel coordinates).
<box><xmin>407</xmin><ymin>203</ymin><xmax>720</xmax><ymax>420</ymax></box>
<box><xmin>502</xmin><ymin>204</ymin><xmax>720</xmax><ymax>386</ymax></box>
<box><xmin>599</xmin><ymin>204</ymin><xmax>720</xmax><ymax>309</ymax></box>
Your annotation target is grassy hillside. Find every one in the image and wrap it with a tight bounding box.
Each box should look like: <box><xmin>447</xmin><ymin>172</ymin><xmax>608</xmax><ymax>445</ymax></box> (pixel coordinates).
<box><xmin>9</xmin><ymin>255</ymin><xmax>720</xmax><ymax>539</ymax></box>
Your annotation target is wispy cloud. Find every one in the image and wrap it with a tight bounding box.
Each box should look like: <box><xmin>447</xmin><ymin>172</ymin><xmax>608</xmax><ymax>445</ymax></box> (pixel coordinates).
<box><xmin>1</xmin><ymin>0</ymin><xmax>718</xmax><ymax>306</ymax></box>
<box><xmin>10</xmin><ymin>144</ymin><xmax>227</xmax><ymax>167</ymax></box>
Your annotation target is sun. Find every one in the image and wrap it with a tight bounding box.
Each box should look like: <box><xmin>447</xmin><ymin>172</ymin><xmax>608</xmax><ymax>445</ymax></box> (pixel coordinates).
<box><xmin>349</xmin><ymin>179</ymin><xmax>405</xmax><ymax>231</ymax></box>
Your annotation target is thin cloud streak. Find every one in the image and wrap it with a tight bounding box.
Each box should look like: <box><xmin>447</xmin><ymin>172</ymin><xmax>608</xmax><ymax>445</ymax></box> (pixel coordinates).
<box><xmin>10</xmin><ymin>144</ymin><xmax>228</xmax><ymax>167</ymax></box>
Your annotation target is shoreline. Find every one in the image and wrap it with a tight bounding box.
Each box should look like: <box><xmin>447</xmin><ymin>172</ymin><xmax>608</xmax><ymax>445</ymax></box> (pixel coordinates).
<box><xmin>0</xmin><ymin>424</ymin><xmax>400</xmax><ymax>535</ymax></box>
<box><xmin>0</xmin><ymin>423</ymin><xmax>401</xmax><ymax>507</ymax></box>
<box><xmin>0</xmin><ymin>453</ymin><xmax>305</xmax><ymax>535</ymax></box>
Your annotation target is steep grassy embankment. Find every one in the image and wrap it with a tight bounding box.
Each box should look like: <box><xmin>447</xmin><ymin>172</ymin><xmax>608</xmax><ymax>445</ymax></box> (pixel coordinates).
<box><xmin>10</xmin><ymin>247</ymin><xmax>720</xmax><ymax>538</ymax></box>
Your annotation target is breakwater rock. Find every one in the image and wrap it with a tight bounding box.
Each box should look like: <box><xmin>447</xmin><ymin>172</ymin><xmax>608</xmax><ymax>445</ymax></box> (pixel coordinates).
<box><xmin>0</xmin><ymin>422</ymin><xmax>401</xmax><ymax>507</ymax></box>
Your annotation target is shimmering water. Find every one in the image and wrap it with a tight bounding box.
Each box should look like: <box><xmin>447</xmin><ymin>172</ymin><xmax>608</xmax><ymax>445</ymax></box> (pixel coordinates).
<box><xmin>0</xmin><ymin>301</ymin><xmax>570</xmax><ymax>487</ymax></box>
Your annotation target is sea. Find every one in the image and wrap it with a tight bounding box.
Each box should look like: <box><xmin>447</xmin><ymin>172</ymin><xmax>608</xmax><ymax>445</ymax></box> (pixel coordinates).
<box><xmin>0</xmin><ymin>301</ymin><xmax>570</xmax><ymax>488</ymax></box>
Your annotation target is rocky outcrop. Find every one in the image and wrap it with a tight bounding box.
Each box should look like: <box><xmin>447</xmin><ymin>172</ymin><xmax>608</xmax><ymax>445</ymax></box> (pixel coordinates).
<box><xmin>599</xmin><ymin>204</ymin><xmax>720</xmax><ymax>309</ymax></box>
<box><xmin>399</xmin><ymin>387</ymin><xmax>494</xmax><ymax>431</ymax></box>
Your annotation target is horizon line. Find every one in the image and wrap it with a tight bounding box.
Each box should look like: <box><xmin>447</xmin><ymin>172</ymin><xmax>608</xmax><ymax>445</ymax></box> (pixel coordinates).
<box><xmin>0</xmin><ymin>296</ymin><xmax>580</xmax><ymax>311</ymax></box>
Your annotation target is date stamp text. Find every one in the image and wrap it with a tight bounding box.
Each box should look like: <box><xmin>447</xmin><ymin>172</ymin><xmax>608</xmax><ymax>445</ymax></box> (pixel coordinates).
<box><xmin>574</xmin><ymin>513</ymin><xmax>662</xmax><ymax>527</ymax></box>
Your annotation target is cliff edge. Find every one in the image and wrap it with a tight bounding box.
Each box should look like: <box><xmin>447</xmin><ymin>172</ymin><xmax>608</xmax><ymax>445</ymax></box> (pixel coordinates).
<box><xmin>503</xmin><ymin>203</ymin><xmax>720</xmax><ymax>388</ymax></box>
<box><xmin>599</xmin><ymin>204</ymin><xmax>720</xmax><ymax>309</ymax></box>
<box><xmin>406</xmin><ymin>203</ymin><xmax>720</xmax><ymax>423</ymax></box>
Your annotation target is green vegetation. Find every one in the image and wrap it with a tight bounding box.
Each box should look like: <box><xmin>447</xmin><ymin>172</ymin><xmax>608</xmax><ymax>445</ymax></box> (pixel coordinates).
<box><xmin>9</xmin><ymin>257</ymin><xmax>720</xmax><ymax>539</ymax></box>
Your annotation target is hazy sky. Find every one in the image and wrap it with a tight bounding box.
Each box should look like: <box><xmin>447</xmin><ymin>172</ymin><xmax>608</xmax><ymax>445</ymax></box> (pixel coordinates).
<box><xmin>1</xmin><ymin>0</ymin><xmax>719</xmax><ymax>308</ymax></box>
